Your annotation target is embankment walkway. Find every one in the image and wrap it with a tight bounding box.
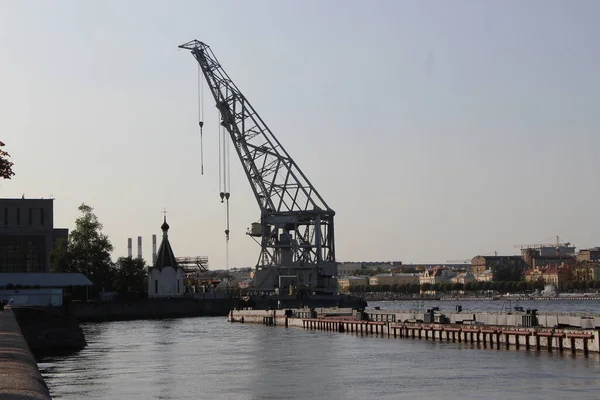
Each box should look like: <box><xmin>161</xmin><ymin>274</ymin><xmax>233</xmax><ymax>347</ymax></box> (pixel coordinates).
<box><xmin>0</xmin><ymin>307</ymin><xmax>51</xmax><ymax>400</ymax></box>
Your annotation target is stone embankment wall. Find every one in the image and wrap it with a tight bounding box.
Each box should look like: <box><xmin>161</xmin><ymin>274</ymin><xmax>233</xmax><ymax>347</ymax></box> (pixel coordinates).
<box><xmin>0</xmin><ymin>308</ymin><xmax>52</xmax><ymax>400</ymax></box>
<box><xmin>12</xmin><ymin>307</ymin><xmax>86</xmax><ymax>357</ymax></box>
<box><xmin>368</xmin><ymin>309</ymin><xmax>600</xmax><ymax>329</ymax></box>
<box><xmin>68</xmin><ymin>298</ymin><xmax>235</xmax><ymax>322</ymax></box>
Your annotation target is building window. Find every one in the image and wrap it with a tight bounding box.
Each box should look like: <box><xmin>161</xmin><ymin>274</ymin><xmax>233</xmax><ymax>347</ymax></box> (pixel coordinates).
<box><xmin>28</xmin><ymin>208</ymin><xmax>33</xmax><ymax>226</ymax></box>
<box><xmin>16</xmin><ymin>208</ymin><xmax>20</xmax><ymax>225</ymax></box>
<box><xmin>177</xmin><ymin>279</ymin><xmax>180</xmax><ymax>294</ymax></box>
<box><xmin>40</xmin><ymin>208</ymin><xmax>45</xmax><ymax>225</ymax></box>
<box><xmin>3</xmin><ymin>208</ymin><xmax>7</xmax><ymax>225</ymax></box>
<box><xmin>155</xmin><ymin>280</ymin><xmax>158</xmax><ymax>294</ymax></box>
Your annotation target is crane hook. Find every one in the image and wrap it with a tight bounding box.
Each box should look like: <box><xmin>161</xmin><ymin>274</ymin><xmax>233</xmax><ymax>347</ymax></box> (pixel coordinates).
<box><xmin>220</xmin><ymin>192</ymin><xmax>225</xmax><ymax>203</ymax></box>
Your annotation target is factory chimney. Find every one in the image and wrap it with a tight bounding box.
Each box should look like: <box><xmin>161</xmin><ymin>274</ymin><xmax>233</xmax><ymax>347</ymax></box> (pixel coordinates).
<box><xmin>152</xmin><ymin>234</ymin><xmax>157</xmax><ymax>265</ymax></box>
<box><xmin>127</xmin><ymin>238</ymin><xmax>132</xmax><ymax>258</ymax></box>
<box><xmin>137</xmin><ymin>236</ymin><xmax>142</xmax><ymax>260</ymax></box>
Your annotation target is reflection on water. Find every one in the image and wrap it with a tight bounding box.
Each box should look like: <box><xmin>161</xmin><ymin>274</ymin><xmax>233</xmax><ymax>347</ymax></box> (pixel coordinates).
<box><xmin>38</xmin><ymin>315</ymin><xmax>600</xmax><ymax>400</ymax></box>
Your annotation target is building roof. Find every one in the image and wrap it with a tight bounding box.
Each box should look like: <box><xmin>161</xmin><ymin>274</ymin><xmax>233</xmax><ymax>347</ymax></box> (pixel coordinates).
<box><xmin>423</xmin><ymin>266</ymin><xmax>448</xmax><ymax>276</ymax></box>
<box><xmin>0</xmin><ymin>273</ymin><xmax>92</xmax><ymax>287</ymax></box>
<box><xmin>152</xmin><ymin>217</ymin><xmax>180</xmax><ymax>270</ymax></box>
<box><xmin>474</xmin><ymin>255</ymin><xmax>523</xmax><ymax>260</ymax></box>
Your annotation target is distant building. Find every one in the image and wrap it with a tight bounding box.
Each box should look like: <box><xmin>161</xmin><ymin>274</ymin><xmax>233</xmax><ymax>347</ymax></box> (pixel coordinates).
<box><xmin>521</xmin><ymin>247</ymin><xmax>576</xmax><ymax>267</ymax></box>
<box><xmin>576</xmin><ymin>248</ymin><xmax>600</xmax><ymax>263</ymax></box>
<box><xmin>147</xmin><ymin>217</ymin><xmax>184</xmax><ymax>297</ymax></box>
<box><xmin>473</xmin><ymin>269</ymin><xmax>493</xmax><ymax>282</ymax></box>
<box><xmin>572</xmin><ymin>264</ymin><xmax>600</xmax><ymax>281</ymax></box>
<box><xmin>524</xmin><ymin>266</ymin><xmax>571</xmax><ymax>286</ymax></box>
<box><xmin>338</xmin><ymin>276</ymin><xmax>368</xmax><ymax>291</ymax></box>
<box><xmin>471</xmin><ymin>255</ymin><xmax>526</xmax><ymax>280</ymax></box>
<box><xmin>337</xmin><ymin>262</ymin><xmax>362</xmax><ymax>276</ymax></box>
<box><xmin>0</xmin><ymin>198</ymin><xmax>68</xmax><ymax>273</ymax></box>
<box><xmin>450</xmin><ymin>272</ymin><xmax>475</xmax><ymax>285</ymax></box>
<box><xmin>531</xmin><ymin>255</ymin><xmax>576</xmax><ymax>269</ymax></box>
<box><xmin>419</xmin><ymin>266</ymin><xmax>455</xmax><ymax>285</ymax></box>
<box><xmin>368</xmin><ymin>273</ymin><xmax>419</xmax><ymax>286</ymax></box>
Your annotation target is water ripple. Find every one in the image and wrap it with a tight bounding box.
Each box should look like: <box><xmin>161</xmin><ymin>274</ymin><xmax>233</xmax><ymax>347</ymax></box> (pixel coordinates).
<box><xmin>38</xmin><ymin>316</ymin><xmax>600</xmax><ymax>400</ymax></box>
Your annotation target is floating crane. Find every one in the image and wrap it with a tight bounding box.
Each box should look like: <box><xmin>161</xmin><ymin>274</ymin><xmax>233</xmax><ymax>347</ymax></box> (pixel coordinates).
<box><xmin>179</xmin><ymin>40</ymin><xmax>337</xmax><ymax>295</ymax></box>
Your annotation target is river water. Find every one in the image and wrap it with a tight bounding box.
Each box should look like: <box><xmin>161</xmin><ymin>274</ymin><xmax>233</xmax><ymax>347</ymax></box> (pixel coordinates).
<box><xmin>39</xmin><ymin>301</ymin><xmax>600</xmax><ymax>400</ymax></box>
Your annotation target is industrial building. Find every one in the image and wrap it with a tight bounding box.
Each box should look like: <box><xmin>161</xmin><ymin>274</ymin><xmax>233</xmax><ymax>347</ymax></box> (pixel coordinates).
<box><xmin>0</xmin><ymin>198</ymin><xmax>68</xmax><ymax>273</ymax></box>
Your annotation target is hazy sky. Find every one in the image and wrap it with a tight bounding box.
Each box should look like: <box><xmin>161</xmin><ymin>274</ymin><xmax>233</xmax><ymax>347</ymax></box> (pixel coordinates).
<box><xmin>1</xmin><ymin>0</ymin><xmax>599</xmax><ymax>268</ymax></box>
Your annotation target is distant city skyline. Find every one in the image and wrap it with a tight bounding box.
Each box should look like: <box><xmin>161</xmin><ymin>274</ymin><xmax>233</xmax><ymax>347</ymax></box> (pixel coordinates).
<box><xmin>1</xmin><ymin>0</ymin><xmax>599</xmax><ymax>269</ymax></box>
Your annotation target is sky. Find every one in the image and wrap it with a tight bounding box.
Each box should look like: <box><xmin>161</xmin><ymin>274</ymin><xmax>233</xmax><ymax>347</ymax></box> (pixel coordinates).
<box><xmin>1</xmin><ymin>0</ymin><xmax>599</xmax><ymax>268</ymax></box>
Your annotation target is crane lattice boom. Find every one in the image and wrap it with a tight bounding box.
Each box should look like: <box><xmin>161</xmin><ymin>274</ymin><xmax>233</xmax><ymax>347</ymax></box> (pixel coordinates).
<box><xmin>179</xmin><ymin>40</ymin><xmax>337</xmax><ymax>294</ymax></box>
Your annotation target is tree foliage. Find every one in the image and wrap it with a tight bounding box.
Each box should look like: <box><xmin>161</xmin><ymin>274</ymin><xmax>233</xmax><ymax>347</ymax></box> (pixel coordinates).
<box><xmin>49</xmin><ymin>203</ymin><xmax>114</xmax><ymax>291</ymax></box>
<box><xmin>492</xmin><ymin>264</ymin><xmax>524</xmax><ymax>282</ymax></box>
<box><xmin>113</xmin><ymin>257</ymin><xmax>146</xmax><ymax>294</ymax></box>
<box><xmin>0</xmin><ymin>141</ymin><xmax>15</xmax><ymax>179</ymax></box>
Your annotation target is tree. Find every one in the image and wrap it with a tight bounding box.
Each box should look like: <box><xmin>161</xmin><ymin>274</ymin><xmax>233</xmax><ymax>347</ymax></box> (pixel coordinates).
<box><xmin>398</xmin><ymin>266</ymin><xmax>417</xmax><ymax>273</ymax></box>
<box><xmin>113</xmin><ymin>257</ymin><xmax>146</xmax><ymax>295</ymax></box>
<box><xmin>495</xmin><ymin>281</ymin><xmax>506</xmax><ymax>293</ymax></box>
<box><xmin>49</xmin><ymin>238</ymin><xmax>73</xmax><ymax>272</ymax></box>
<box><xmin>464</xmin><ymin>281</ymin><xmax>473</xmax><ymax>292</ymax></box>
<box><xmin>586</xmin><ymin>280</ymin><xmax>595</xmax><ymax>290</ymax></box>
<box><xmin>0</xmin><ymin>141</ymin><xmax>15</xmax><ymax>179</ymax></box>
<box><xmin>420</xmin><ymin>282</ymin><xmax>432</xmax><ymax>292</ymax></box>
<box><xmin>493</xmin><ymin>264</ymin><xmax>524</xmax><ymax>282</ymax></box>
<box><xmin>49</xmin><ymin>203</ymin><xmax>115</xmax><ymax>293</ymax></box>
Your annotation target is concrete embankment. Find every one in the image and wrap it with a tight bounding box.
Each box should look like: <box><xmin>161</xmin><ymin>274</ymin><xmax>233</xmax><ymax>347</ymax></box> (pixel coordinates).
<box><xmin>229</xmin><ymin>308</ymin><xmax>600</xmax><ymax>354</ymax></box>
<box><xmin>368</xmin><ymin>309</ymin><xmax>600</xmax><ymax>329</ymax></box>
<box><xmin>67</xmin><ymin>298</ymin><xmax>235</xmax><ymax>322</ymax></box>
<box><xmin>12</xmin><ymin>307</ymin><xmax>86</xmax><ymax>357</ymax></box>
<box><xmin>0</xmin><ymin>308</ymin><xmax>52</xmax><ymax>400</ymax></box>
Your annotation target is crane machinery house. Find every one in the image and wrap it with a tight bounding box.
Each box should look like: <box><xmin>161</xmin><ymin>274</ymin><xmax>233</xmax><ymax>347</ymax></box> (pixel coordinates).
<box><xmin>147</xmin><ymin>217</ymin><xmax>184</xmax><ymax>298</ymax></box>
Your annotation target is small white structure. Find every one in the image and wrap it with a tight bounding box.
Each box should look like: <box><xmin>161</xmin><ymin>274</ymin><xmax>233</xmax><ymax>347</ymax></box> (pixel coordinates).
<box><xmin>147</xmin><ymin>217</ymin><xmax>184</xmax><ymax>297</ymax></box>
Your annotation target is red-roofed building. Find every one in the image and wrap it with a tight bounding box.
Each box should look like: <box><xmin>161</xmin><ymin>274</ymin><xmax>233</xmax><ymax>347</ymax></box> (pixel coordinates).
<box><xmin>524</xmin><ymin>265</ymin><xmax>572</xmax><ymax>286</ymax></box>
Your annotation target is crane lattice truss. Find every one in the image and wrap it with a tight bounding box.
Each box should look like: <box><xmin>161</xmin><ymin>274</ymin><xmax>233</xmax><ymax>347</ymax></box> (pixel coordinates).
<box><xmin>179</xmin><ymin>40</ymin><xmax>336</xmax><ymax>289</ymax></box>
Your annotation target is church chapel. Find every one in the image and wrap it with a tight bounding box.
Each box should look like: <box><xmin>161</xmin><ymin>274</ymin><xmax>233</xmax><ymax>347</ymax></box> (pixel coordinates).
<box><xmin>147</xmin><ymin>217</ymin><xmax>184</xmax><ymax>297</ymax></box>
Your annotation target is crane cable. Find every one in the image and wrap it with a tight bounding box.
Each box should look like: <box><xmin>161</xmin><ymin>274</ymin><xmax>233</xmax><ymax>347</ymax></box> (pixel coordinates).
<box><xmin>223</xmin><ymin>124</ymin><xmax>231</xmax><ymax>241</ymax></box>
<box><xmin>197</xmin><ymin>65</ymin><xmax>205</xmax><ymax>175</ymax></box>
<box><xmin>218</xmin><ymin>109</ymin><xmax>223</xmax><ymax>201</ymax></box>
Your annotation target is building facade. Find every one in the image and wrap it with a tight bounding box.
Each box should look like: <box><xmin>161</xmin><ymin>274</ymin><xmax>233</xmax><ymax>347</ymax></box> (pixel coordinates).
<box><xmin>0</xmin><ymin>198</ymin><xmax>68</xmax><ymax>273</ymax></box>
<box><xmin>572</xmin><ymin>264</ymin><xmax>600</xmax><ymax>281</ymax></box>
<box><xmin>450</xmin><ymin>272</ymin><xmax>475</xmax><ymax>285</ymax></box>
<box><xmin>524</xmin><ymin>267</ymin><xmax>571</xmax><ymax>286</ymax></box>
<box><xmin>369</xmin><ymin>273</ymin><xmax>419</xmax><ymax>286</ymax></box>
<box><xmin>338</xmin><ymin>276</ymin><xmax>368</xmax><ymax>292</ymax></box>
<box><xmin>419</xmin><ymin>266</ymin><xmax>455</xmax><ymax>286</ymax></box>
<box><xmin>576</xmin><ymin>248</ymin><xmax>600</xmax><ymax>263</ymax></box>
<box><xmin>337</xmin><ymin>262</ymin><xmax>362</xmax><ymax>276</ymax></box>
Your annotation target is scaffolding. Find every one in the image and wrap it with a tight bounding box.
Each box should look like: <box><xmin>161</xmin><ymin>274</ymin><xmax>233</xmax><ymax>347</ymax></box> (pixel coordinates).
<box><xmin>176</xmin><ymin>256</ymin><xmax>208</xmax><ymax>273</ymax></box>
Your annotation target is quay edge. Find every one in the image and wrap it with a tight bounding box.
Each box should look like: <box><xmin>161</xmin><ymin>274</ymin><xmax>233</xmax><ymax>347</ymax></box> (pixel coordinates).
<box><xmin>229</xmin><ymin>307</ymin><xmax>600</xmax><ymax>354</ymax></box>
<box><xmin>0</xmin><ymin>307</ymin><xmax>52</xmax><ymax>400</ymax></box>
